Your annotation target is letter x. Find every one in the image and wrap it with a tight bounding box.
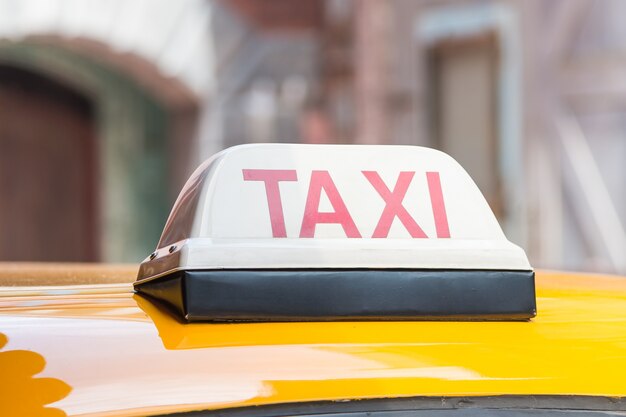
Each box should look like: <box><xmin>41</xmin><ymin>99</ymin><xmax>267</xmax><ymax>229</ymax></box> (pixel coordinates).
<box><xmin>362</xmin><ymin>171</ymin><xmax>428</xmax><ymax>238</ymax></box>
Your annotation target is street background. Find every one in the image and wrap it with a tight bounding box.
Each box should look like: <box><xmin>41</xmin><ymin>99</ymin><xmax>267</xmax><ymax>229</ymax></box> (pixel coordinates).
<box><xmin>0</xmin><ymin>0</ymin><xmax>624</xmax><ymax>275</ymax></box>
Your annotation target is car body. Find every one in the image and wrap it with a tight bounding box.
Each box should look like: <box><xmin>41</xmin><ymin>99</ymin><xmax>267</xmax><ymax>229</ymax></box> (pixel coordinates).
<box><xmin>1</xmin><ymin>266</ymin><xmax>625</xmax><ymax>416</ymax></box>
<box><xmin>2</xmin><ymin>144</ymin><xmax>623</xmax><ymax>416</ymax></box>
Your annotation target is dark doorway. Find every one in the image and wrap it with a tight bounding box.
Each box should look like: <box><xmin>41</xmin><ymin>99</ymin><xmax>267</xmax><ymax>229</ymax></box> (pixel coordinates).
<box><xmin>0</xmin><ymin>64</ymin><xmax>98</xmax><ymax>261</ymax></box>
<box><xmin>427</xmin><ymin>33</ymin><xmax>503</xmax><ymax>219</ymax></box>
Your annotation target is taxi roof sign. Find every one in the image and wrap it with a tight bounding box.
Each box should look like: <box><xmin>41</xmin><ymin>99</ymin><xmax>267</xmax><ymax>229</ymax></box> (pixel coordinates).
<box><xmin>135</xmin><ymin>144</ymin><xmax>535</xmax><ymax>322</ymax></box>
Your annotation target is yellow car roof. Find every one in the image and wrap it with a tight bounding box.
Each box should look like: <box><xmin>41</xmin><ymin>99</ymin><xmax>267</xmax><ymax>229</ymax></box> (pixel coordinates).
<box><xmin>1</xmin><ymin>269</ymin><xmax>626</xmax><ymax>416</ymax></box>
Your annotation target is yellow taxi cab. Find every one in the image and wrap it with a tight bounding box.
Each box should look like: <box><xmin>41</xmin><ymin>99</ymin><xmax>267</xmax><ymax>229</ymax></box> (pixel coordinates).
<box><xmin>1</xmin><ymin>144</ymin><xmax>625</xmax><ymax>417</ymax></box>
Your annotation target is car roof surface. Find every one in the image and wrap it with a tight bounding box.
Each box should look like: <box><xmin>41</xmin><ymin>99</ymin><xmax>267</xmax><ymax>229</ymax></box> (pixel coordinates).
<box><xmin>0</xmin><ymin>269</ymin><xmax>625</xmax><ymax>416</ymax></box>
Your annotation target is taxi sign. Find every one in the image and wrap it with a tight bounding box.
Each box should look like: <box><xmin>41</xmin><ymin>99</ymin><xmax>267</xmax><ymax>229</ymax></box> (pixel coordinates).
<box><xmin>135</xmin><ymin>144</ymin><xmax>535</xmax><ymax>322</ymax></box>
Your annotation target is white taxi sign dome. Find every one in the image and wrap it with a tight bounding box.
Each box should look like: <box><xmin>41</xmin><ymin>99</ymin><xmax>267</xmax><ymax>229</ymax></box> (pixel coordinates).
<box><xmin>135</xmin><ymin>144</ymin><xmax>534</xmax><ymax>322</ymax></box>
<box><xmin>143</xmin><ymin>144</ymin><xmax>528</xmax><ymax>273</ymax></box>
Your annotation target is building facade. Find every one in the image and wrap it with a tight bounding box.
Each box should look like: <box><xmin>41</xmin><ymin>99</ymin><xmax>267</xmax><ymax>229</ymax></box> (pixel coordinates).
<box><xmin>0</xmin><ymin>0</ymin><xmax>624</xmax><ymax>275</ymax></box>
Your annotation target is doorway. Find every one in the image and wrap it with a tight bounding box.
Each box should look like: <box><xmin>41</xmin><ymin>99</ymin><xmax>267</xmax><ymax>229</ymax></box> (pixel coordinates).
<box><xmin>0</xmin><ymin>65</ymin><xmax>97</xmax><ymax>261</ymax></box>
<box><xmin>427</xmin><ymin>33</ymin><xmax>503</xmax><ymax>218</ymax></box>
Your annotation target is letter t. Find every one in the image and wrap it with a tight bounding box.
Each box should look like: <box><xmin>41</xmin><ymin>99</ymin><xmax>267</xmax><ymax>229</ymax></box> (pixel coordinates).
<box><xmin>243</xmin><ymin>169</ymin><xmax>298</xmax><ymax>237</ymax></box>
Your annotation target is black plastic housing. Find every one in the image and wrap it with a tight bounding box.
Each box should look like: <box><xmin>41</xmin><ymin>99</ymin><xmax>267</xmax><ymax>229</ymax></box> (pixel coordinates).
<box><xmin>134</xmin><ymin>269</ymin><xmax>536</xmax><ymax>322</ymax></box>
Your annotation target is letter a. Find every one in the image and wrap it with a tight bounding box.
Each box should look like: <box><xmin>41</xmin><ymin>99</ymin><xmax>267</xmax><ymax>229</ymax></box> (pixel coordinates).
<box><xmin>300</xmin><ymin>171</ymin><xmax>361</xmax><ymax>238</ymax></box>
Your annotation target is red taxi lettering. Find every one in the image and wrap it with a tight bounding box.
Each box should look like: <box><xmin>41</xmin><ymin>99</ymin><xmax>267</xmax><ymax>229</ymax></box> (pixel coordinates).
<box><xmin>299</xmin><ymin>171</ymin><xmax>362</xmax><ymax>238</ymax></box>
<box><xmin>426</xmin><ymin>171</ymin><xmax>450</xmax><ymax>238</ymax></box>
<box><xmin>243</xmin><ymin>169</ymin><xmax>450</xmax><ymax>238</ymax></box>
<box><xmin>363</xmin><ymin>171</ymin><xmax>428</xmax><ymax>238</ymax></box>
<box><xmin>242</xmin><ymin>169</ymin><xmax>297</xmax><ymax>237</ymax></box>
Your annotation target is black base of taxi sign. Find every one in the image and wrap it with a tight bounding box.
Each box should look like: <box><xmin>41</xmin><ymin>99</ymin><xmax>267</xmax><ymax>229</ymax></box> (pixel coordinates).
<box><xmin>134</xmin><ymin>269</ymin><xmax>536</xmax><ymax>322</ymax></box>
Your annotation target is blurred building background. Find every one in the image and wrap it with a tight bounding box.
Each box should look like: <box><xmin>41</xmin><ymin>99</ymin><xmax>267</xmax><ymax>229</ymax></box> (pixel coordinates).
<box><xmin>0</xmin><ymin>0</ymin><xmax>624</xmax><ymax>275</ymax></box>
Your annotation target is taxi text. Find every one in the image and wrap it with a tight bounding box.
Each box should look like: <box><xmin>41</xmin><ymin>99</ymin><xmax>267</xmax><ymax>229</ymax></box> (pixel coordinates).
<box><xmin>243</xmin><ymin>169</ymin><xmax>450</xmax><ymax>239</ymax></box>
